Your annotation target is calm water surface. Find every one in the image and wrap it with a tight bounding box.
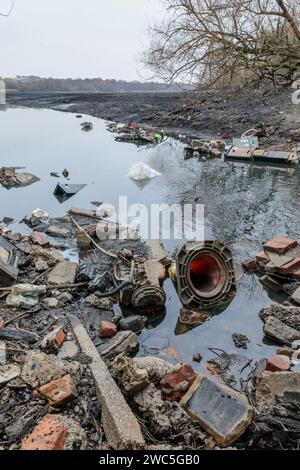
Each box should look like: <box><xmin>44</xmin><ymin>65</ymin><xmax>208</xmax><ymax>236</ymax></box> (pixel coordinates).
<box><xmin>1</xmin><ymin>106</ymin><xmax>300</xmax><ymax>372</ymax></box>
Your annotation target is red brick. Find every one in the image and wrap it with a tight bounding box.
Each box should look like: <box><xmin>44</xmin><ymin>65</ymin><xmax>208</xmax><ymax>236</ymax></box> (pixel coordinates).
<box><xmin>242</xmin><ymin>258</ymin><xmax>257</xmax><ymax>272</ymax></box>
<box><xmin>256</xmin><ymin>251</ymin><xmax>269</xmax><ymax>264</ymax></box>
<box><xmin>263</xmin><ymin>237</ymin><xmax>297</xmax><ymax>256</ymax></box>
<box><xmin>31</xmin><ymin>231</ymin><xmax>50</xmax><ymax>247</ymax></box>
<box><xmin>0</xmin><ymin>317</ymin><xmax>4</xmax><ymax>329</ymax></box>
<box><xmin>266</xmin><ymin>355</ymin><xmax>290</xmax><ymax>372</ymax></box>
<box><xmin>38</xmin><ymin>374</ymin><xmax>77</xmax><ymax>406</ymax></box>
<box><xmin>160</xmin><ymin>364</ymin><xmax>196</xmax><ymax>402</ymax></box>
<box><xmin>280</xmin><ymin>257</ymin><xmax>300</xmax><ymax>275</ymax></box>
<box><xmin>21</xmin><ymin>415</ymin><xmax>68</xmax><ymax>450</ymax></box>
<box><xmin>40</xmin><ymin>326</ymin><xmax>66</xmax><ymax>353</ymax></box>
<box><xmin>99</xmin><ymin>320</ymin><xmax>117</xmax><ymax>338</ymax></box>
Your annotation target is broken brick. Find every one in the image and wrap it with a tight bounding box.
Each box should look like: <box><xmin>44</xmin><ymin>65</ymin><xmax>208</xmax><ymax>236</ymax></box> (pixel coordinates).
<box><xmin>38</xmin><ymin>374</ymin><xmax>77</xmax><ymax>406</ymax></box>
<box><xmin>256</xmin><ymin>251</ymin><xmax>269</xmax><ymax>264</ymax></box>
<box><xmin>21</xmin><ymin>415</ymin><xmax>68</xmax><ymax>450</ymax></box>
<box><xmin>160</xmin><ymin>364</ymin><xmax>196</xmax><ymax>402</ymax></box>
<box><xmin>263</xmin><ymin>237</ymin><xmax>297</xmax><ymax>256</ymax></box>
<box><xmin>99</xmin><ymin>320</ymin><xmax>117</xmax><ymax>338</ymax></box>
<box><xmin>31</xmin><ymin>231</ymin><xmax>49</xmax><ymax>247</ymax></box>
<box><xmin>266</xmin><ymin>355</ymin><xmax>290</xmax><ymax>372</ymax></box>
<box><xmin>40</xmin><ymin>325</ymin><xmax>66</xmax><ymax>353</ymax></box>
<box><xmin>242</xmin><ymin>258</ymin><xmax>257</xmax><ymax>272</ymax></box>
<box><xmin>0</xmin><ymin>318</ymin><xmax>4</xmax><ymax>329</ymax></box>
<box><xmin>280</xmin><ymin>257</ymin><xmax>300</xmax><ymax>275</ymax></box>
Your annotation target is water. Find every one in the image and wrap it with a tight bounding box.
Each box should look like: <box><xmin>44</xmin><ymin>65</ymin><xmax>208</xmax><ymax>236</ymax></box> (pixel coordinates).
<box><xmin>1</xmin><ymin>106</ymin><xmax>300</xmax><ymax>372</ymax></box>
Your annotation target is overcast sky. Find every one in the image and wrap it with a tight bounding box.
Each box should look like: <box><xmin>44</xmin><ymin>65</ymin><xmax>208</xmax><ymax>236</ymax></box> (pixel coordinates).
<box><xmin>0</xmin><ymin>0</ymin><xmax>164</xmax><ymax>80</ymax></box>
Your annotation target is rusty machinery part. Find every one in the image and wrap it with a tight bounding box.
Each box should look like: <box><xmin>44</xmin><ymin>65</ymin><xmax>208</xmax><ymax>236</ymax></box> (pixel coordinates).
<box><xmin>175</xmin><ymin>241</ymin><xmax>236</xmax><ymax>310</ymax></box>
<box><xmin>113</xmin><ymin>256</ymin><xmax>167</xmax><ymax>311</ymax></box>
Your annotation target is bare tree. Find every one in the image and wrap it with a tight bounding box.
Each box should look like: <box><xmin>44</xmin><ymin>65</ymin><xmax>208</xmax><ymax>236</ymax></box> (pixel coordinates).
<box><xmin>0</xmin><ymin>0</ymin><xmax>15</xmax><ymax>17</ymax></box>
<box><xmin>144</xmin><ymin>0</ymin><xmax>300</xmax><ymax>90</ymax></box>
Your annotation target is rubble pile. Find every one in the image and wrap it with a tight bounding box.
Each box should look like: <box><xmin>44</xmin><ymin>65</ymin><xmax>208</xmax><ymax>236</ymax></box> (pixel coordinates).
<box><xmin>1</xmin><ymin>212</ymin><xmax>300</xmax><ymax>450</ymax></box>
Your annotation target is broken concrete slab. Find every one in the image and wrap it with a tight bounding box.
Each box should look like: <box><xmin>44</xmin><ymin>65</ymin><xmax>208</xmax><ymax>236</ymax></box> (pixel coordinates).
<box><xmin>180</xmin><ymin>374</ymin><xmax>253</xmax><ymax>447</ymax></box>
<box><xmin>100</xmin><ymin>330</ymin><xmax>139</xmax><ymax>362</ymax></box>
<box><xmin>0</xmin><ymin>364</ymin><xmax>21</xmax><ymax>385</ymax></box>
<box><xmin>263</xmin><ymin>316</ymin><xmax>300</xmax><ymax>346</ymax></box>
<box><xmin>255</xmin><ymin>371</ymin><xmax>300</xmax><ymax>412</ymax></box>
<box><xmin>48</xmin><ymin>260</ymin><xmax>78</xmax><ymax>286</ymax></box>
<box><xmin>21</xmin><ymin>351</ymin><xmax>69</xmax><ymax>388</ymax></box>
<box><xmin>58</xmin><ymin>341</ymin><xmax>79</xmax><ymax>360</ymax></box>
<box><xmin>70</xmin><ymin>315</ymin><xmax>145</xmax><ymax>450</ymax></box>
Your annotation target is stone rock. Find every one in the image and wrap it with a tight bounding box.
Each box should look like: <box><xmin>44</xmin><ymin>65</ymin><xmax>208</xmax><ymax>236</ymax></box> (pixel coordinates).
<box><xmin>160</xmin><ymin>364</ymin><xmax>196</xmax><ymax>402</ymax></box>
<box><xmin>38</xmin><ymin>374</ymin><xmax>77</xmax><ymax>406</ymax></box>
<box><xmin>57</xmin><ymin>292</ymin><xmax>73</xmax><ymax>305</ymax></box>
<box><xmin>232</xmin><ymin>332</ymin><xmax>250</xmax><ymax>349</ymax></box>
<box><xmin>132</xmin><ymin>356</ymin><xmax>173</xmax><ymax>384</ymax></box>
<box><xmin>42</xmin><ymin>297</ymin><xmax>59</xmax><ymax>309</ymax></box>
<box><xmin>181</xmin><ymin>374</ymin><xmax>253</xmax><ymax>447</ymax></box>
<box><xmin>193</xmin><ymin>353</ymin><xmax>202</xmax><ymax>363</ymax></box>
<box><xmin>133</xmin><ymin>383</ymin><xmax>172</xmax><ymax>437</ymax></box>
<box><xmin>118</xmin><ymin>315</ymin><xmax>147</xmax><ymax>333</ymax></box>
<box><xmin>85</xmin><ymin>294</ymin><xmax>112</xmax><ymax>310</ymax></box>
<box><xmin>34</xmin><ymin>258</ymin><xmax>49</xmax><ymax>272</ymax></box>
<box><xmin>48</xmin><ymin>261</ymin><xmax>78</xmax><ymax>286</ymax></box>
<box><xmin>21</xmin><ymin>415</ymin><xmax>68</xmax><ymax>450</ymax></box>
<box><xmin>266</xmin><ymin>355</ymin><xmax>290</xmax><ymax>372</ymax></box>
<box><xmin>46</xmin><ymin>225</ymin><xmax>70</xmax><ymax>238</ymax></box>
<box><xmin>263</xmin><ymin>237</ymin><xmax>297</xmax><ymax>255</ymax></box>
<box><xmin>99</xmin><ymin>321</ymin><xmax>117</xmax><ymax>338</ymax></box>
<box><xmin>30</xmin><ymin>246</ymin><xmax>64</xmax><ymax>266</ymax></box>
<box><xmin>276</xmin><ymin>347</ymin><xmax>295</xmax><ymax>357</ymax></box>
<box><xmin>101</xmin><ymin>331</ymin><xmax>139</xmax><ymax>361</ymax></box>
<box><xmin>111</xmin><ymin>356</ymin><xmax>149</xmax><ymax>394</ymax></box>
<box><xmin>255</xmin><ymin>371</ymin><xmax>300</xmax><ymax>411</ymax></box>
<box><xmin>58</xmin><ymin>341</ymin><xmax>79</xmax><ymax>360</ymax></box>
<box><xmin>21</xmin><ymin>351</ymin><xmax>67</xmax><ymax>388</ymax></box>
<box><xmin>0</xmin><ymin>364</ymin><xmax>20</xmax><ymax>385</ymax></box>
<box><xmin>40</xmin><ymin>326</ymin><xmax>66</xmax><ymax>353</ymax></box>
<box><xmin>263</xmin><ymin>316</ymin><xmax>300</xmax><ymax>346</ymax></box>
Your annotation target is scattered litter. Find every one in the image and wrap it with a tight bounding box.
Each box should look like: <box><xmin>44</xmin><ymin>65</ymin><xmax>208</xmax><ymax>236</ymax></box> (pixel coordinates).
<box><xmin>53</xmin><ymin>182</ymin><xmax>87</xmax><ymax>203</ymax></box>
<box><xmin>0</xmin><ymin>167</ymin><xmax>40</xmax><ymax>189</ymax></box>
<box><xmin>128</xmin><ymin>162</ymin><xmax>161</xmax><ymax>181</ymax></box>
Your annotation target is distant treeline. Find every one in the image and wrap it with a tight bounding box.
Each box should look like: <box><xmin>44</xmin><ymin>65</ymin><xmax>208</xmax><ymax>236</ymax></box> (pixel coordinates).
<box><xmin>4</xmin><ymin>76</ymin><xmax>187</xmax><ymax>93</ymax></box>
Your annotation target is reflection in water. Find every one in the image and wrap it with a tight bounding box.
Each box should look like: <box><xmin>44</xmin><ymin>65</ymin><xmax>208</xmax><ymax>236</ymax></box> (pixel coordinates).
<box><xmin>1</xmin><ymin>107</ymin><xmax>299</xmax><ymax>370</ymax></box>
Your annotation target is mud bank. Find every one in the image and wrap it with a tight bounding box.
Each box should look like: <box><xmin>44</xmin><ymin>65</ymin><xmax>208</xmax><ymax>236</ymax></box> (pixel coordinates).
<box><xmin>7</xmin><ymin>89</ymin><xmax>300</xmax><ymax>147</ymax></box>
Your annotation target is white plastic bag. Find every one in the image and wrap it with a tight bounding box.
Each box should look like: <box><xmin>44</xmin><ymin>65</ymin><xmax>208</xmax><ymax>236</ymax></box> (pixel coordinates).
<box><xmin>127</xmin><ymin>162</ymin><xmax>161</xmax><ymax>181</ymax></box>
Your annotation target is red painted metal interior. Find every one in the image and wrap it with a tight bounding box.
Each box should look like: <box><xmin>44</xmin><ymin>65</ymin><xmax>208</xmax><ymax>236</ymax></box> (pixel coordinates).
<box><xmin>189</xmin><ymin>254</ymin><xmax>224</xmax><ymax>294</ymax></box>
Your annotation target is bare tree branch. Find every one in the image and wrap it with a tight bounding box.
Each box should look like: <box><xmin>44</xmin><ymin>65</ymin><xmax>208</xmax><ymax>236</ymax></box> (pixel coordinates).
<box><xmin>0</xmin><ymin>0</ymin><xmax>15</xmax><ymax>17</ymax></box>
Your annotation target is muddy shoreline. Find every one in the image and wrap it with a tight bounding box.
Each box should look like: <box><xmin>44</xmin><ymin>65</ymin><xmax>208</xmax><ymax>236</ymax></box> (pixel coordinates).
<box><xmin>7</xmin><ymin>89</ymin><xmax>300</xmax><ymax>147</ymax></box>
